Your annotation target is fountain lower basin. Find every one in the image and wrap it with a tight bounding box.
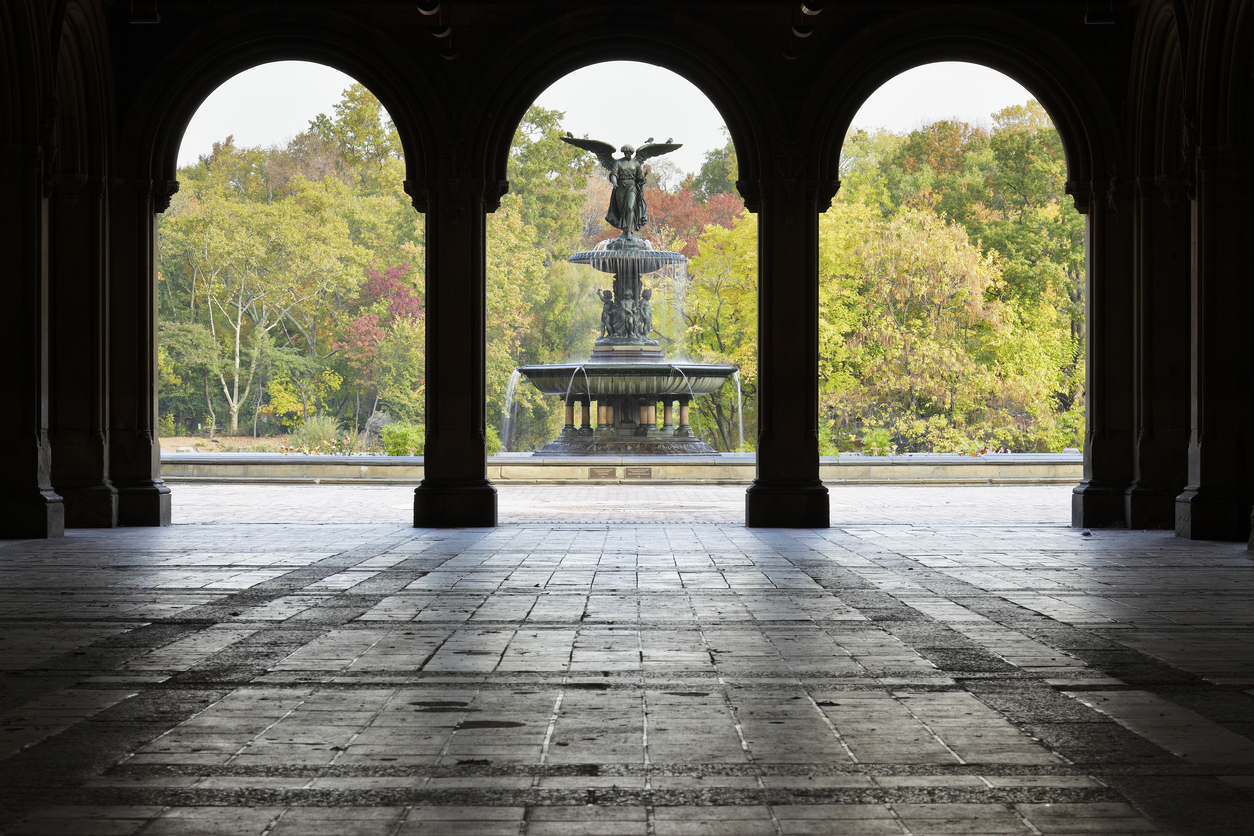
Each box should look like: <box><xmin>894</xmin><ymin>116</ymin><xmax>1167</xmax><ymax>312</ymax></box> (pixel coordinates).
<box><xmin>517</xmin><ymin>363</ymin><xmax>736</xmax><ymax>397</ymax></box>
<box><xmin>515</xmin><ymin>361</ymin><xmax>737</xmax><ymax>456</ymax></box>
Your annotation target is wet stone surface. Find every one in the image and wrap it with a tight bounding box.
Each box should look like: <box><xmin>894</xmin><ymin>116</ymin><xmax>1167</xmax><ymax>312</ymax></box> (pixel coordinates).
<box><xmin>1</xmin><ymin>488</ymin><xmax>1253</xmax><ymax>834</ymax></box>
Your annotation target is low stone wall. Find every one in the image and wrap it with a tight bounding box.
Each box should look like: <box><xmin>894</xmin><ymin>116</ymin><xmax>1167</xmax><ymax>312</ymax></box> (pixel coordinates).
<box><xmin>161</xmin><ymin>452</ymin><xmax>1081</xmax><ymax>486</ymax></box>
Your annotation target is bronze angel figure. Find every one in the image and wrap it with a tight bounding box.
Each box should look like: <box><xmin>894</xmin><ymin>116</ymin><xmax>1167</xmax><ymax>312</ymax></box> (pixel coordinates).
<box><xmin>561</xmin><ymin>135</ymin><xmax>683</xmax><ymax>239</ymax></box>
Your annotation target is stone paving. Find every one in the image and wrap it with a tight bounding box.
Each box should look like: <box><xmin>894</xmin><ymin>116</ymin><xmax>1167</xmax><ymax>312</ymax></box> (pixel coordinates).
<box><xmin>1</xmin><ymin>486</ymin><xmax>1252</xmax><ymax>834</ymax></box>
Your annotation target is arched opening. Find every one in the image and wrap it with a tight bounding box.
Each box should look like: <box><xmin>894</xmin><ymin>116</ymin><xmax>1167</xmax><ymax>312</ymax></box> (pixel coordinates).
<box><xmin>157</xmin><ymin>61</ymin><xmax>425</xmax><ymax>457</ymax></box>
<box><xmin>820</xmin><ymin>61</ymin><xmax>1085</xmax><ymax>519</ymax></box>
<box><xmin>487</xmin><ymin>60</ymin><xmax>755</xmax><ymax>517</ymax></box>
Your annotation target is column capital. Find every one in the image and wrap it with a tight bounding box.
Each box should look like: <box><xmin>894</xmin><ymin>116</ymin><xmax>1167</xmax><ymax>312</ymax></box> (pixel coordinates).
<box><xmin>1151</xmin><ymin>173</ymin><xmax>1188</xmax><ymax>207</ymax></box>
<box><xmin>50</xmin><ymin>173</ymin><xmax>89</xmax><ymax>205</ymax></box>
<box><xmin>1196</xmin><ymin>144</ymin><xmax>1253</xmax><ymax>185</ymax></box>
<box><xmin>153</xmin><ymin>179</ymin><xmax>180</xmax><ymax>213</ymax></box>
<box><xmin>404</xmin><ymin>177</ymin><xmax>510</xmax><ymax>214</ymax></box>
<box><xmin>735</xmin><ymin>176</ymin><xmax>840</xmax><ymax>215</ymax></box>
<box><xmin>1065</xmin><ymin>180</ymin><xmax>1093</xmax><ymax>214</ymax></box>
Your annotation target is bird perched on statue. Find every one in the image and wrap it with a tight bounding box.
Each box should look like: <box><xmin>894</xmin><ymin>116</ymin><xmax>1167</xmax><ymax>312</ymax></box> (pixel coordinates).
<box><xmin>566</xmin><ymin>131</ymin><xmax>573</xmax><ymax>137</ymax></box>
<box><xmin>645</xmin><ymin>136</ymin><xmax>654</xmax><ymax>143</ymax></box>
<box><xmin>666</xmin><ymin>137</ymin><xmax>673</xmax><ymax>143</ymax></box>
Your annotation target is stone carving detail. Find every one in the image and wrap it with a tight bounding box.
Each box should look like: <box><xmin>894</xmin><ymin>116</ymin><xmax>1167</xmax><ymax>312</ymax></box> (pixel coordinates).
<box><xmin>735</xmin><ymin>179</ymin><xmax>762</xmax><ymax>213</ymax></box>
<box><xmin>1065</xmin><ymin>180</ymin><xmax>1093</xmax><ymax>214</ymax></box>
<box><xmin>773</xmin><ymin>137</ymin><xmax>805</xmax><ymax>179</ymax></box>
<box><xmin>153</xmin><ymin>180</ymin><xmax>180</xmax><ymax>213</ymax></box>
<box><xmin>41</xmin><ymin>96</ymin><xmax>59</xmax><ymax>195</ymax></box>
<box><xmin>438</xmin><ymin>139</ymin><xmax>469</xmax><ymax>181</ymax></box>
<box><xmin>597</xmin><ymin>286</ymin><xmax>653</xmax><ymax>339</ymax></box>
<box><xmin>1106</xmin><ymin>165</ymin><xmax>1132</xmax><ymax>216</ymax></box>
<box><xmin>403</xmin><ymin>178</ymin><xmax>430</xmax><ymax>213</ymax></box>
<box><xmin>1181</xmin><ymin>101</ymin><xmax>1199</xmax><ymax>198</ymax></box>
<box><xmin>1153</xmin><ymin>173</ymin><xmax>1188</xmax><ymax>207</ymax></box>
<box><xmin>403</xmin><ymin>178</ymin><xmax>510</xmax><ymax>216</ymax></box>
<box><xmin>50</xmin><ymin>173</ymin><xmax>88</xmax><ymax>205</ymax></box>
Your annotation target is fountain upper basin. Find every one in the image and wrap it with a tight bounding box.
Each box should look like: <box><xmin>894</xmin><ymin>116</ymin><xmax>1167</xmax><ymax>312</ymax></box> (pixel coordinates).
<box><xmin>568</xmin><ymin>246</ymin><xmax>686</xmax><ymax>276</ymax></box>
<box><xmin>517</xmin><ymin>363</ymin><xmax>736</xmax><ymax>398</ymax></box>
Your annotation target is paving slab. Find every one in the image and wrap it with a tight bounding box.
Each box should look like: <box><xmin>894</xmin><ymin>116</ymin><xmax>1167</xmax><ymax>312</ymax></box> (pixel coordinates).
<box><xmin>0</xmin><ymin>486</ymin><xmax>1251</xmax><ymax>834</ymax></box>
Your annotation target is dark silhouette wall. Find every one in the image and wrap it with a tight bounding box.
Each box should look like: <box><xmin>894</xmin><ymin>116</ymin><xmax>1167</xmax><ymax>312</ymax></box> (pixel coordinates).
<box><xmin>2</xmin><ymin>1</ymin><xmax>1250</xmax><ymax>539</ymax></box>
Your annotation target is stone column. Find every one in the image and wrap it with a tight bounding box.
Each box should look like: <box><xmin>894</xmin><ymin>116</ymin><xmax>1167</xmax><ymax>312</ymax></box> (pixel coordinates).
<box><xmin>1176</xmin><ymin>146</ymin><xmax>1254</xmax><ymax>540</ymax></box>
<box><xmin>580</xmin><ymin>398</ymin><xmax>591</xmax><ymax>435</ymax></box>
<box><xmin>408</xmin><ymin>178</ymin><xmax>505</xmax><ymax>527</ymax></box>
<box><xmin>1069</xmin><ymin>181</ymin><xmax>1136</xmax><ymax>528</ymax></box>
<box><xmin>663</xmin><ymin>400</ymin><xmax>673</xmax><ymax>429</ymax></box>
<box><xmin>563</xmin><ymin>398</ymin><xmax>575</xmax><ymax>431</ymax></box>
<box><xmin>0</xmin><ymin>144</ymin><xmax>64</xmax><ymax>538</ymax></box>
<box><xmin>742</xmin><ymin>175</ymin><xmax>833</xmax><ymax>527</ymax></box>
<box><xmin>1124</xmin><ymin>176</ymin><xmax>1190</xmax><ymax>529</ymax></box>
<box><xmin>49</xmin><ymin>175</ymin><xmax>117</xmax><ymax>527</ymax></box>
<box><xmin>108</xmin><ymin>178</ymin><xmax>173</xmax><ymax>526</ymax></box>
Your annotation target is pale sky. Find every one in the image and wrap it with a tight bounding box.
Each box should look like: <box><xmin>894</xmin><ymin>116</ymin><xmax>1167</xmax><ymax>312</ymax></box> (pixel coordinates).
<box><xmin>177</xmin><ymin>61</ymin><xmax>1037</xmax><ymax>174</ymax></box>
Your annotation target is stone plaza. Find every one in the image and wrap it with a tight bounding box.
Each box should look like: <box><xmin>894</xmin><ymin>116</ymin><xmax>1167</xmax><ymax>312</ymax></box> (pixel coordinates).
<box><xmin>2</xmin><ymin>485</ymin><xmax>1252</xmax><ymax>834</ymax></box>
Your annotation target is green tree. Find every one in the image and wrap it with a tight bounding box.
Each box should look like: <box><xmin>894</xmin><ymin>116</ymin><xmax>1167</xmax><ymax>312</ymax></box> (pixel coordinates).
<box><xmin>684</xmin><ymin>213</ymin><xmax>758</xmax><ymax>451</ymax></box>
<box><xmin>486</xmin><ymin>193</ymin><xmax>552</xmax><ymax>451</ymax></box>
<box><xmin>690</xmin><ymin>130</ymin><xmax>738</xmax><ymax>201</ymax></box>
<box><xmin>508</xmin><ymin>106</ymin><xmax>594</xmax><ymax>259</ymax></box>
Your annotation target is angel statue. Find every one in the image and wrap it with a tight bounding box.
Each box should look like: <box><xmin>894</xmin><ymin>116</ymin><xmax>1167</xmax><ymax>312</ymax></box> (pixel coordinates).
<box><xmin>561</xmin><ymin>134</ymin><xmax>682</xmax><ymax>240</ymax></box>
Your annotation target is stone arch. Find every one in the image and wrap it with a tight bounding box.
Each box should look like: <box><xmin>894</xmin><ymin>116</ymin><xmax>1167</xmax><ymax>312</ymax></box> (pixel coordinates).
<box><xmin>1186</xmin><ymin>0</ymin><xmax>1254</xmax><ymax>146</ymax></box>
<box><xmin>805</xmin><ymin>9</ymin><xmax>1119</xmax><ymax>193</ymax></box>
<box><xmin>115</xmin><ymin>8</ymin><xmax>442</xmax><ymax>184</ymax></box>
<box><xmin>473</xmin><ymin>14</ymin><xmax>776</xmax><ymax>196</ymax></box>
<box><xmin>1129</xmin><ymin>1</ymin><xmax>1187</xmax><ymax>179</ymax></box>
<box><xmin>53</xmin><ymin>0</ymin><xmax>114</xmax><ymax>179</ymax></box>
<box><xmin>0</xmin><ymin>0</ymin><xmax>49</xmax><ymax>147</ymax></box>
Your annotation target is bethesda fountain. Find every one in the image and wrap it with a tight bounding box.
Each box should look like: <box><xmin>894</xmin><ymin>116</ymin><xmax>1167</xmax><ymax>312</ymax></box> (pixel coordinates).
<box><xmin>515</xmin><ymin>135</ymin><xmax>737</xmax><ymax>454</ymax></box>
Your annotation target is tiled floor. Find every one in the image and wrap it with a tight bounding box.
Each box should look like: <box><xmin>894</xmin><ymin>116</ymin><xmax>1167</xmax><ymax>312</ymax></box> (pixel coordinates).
<box><xmin>1</xmin><ymin>486</ymin><xmax>1252</xmax><ymax>834</ymax></box>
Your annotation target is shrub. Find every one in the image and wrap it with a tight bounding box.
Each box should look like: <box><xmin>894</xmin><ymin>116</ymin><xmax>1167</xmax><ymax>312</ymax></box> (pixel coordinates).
<box><xmin>382</xmin><ymin>422</ymin><xmax>425</xmax><ymax>456</ymax></box>
<box><xmin>288</xmin><ymin>415</ymin><xmax>342</xmax><ymax>452</ymax></box>
<box><xmin>157</xmin><ymin>413</ymin><xmax>179</xmax><ymax>438</ymax></box>
<box><xmin>862</xmin><ymin>427</ymin><xmax>894</xmax><ymax>456</ymax></box>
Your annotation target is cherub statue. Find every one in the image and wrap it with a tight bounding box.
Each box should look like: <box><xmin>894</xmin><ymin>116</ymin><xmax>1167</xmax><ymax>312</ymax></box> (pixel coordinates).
<box><xmin>638</xmin><ymin>287</ymin><xmax>653</xmax><ymax>338</ymax></box>
<box><xmin>598</xmin><ymin>289</ymin><xmax>615</xmax><ymax>338</ymax></box>
<box><xmin>561</xmin><ymin>135</ymin><xmax>683</xmax><ymax>239</ymax></box>
<box><xmin>618</xmin><ymin>290</ymin><xmax>637</xmax><ymax>337</ymax></box>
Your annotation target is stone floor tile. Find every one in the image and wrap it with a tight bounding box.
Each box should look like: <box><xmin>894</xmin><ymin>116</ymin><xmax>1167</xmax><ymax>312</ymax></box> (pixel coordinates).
<box><xmin>1</xmin><ymin>487</ymin><xmax>1252</xmax><ymax>836</ymax></box>
<box><xmin>525</xmin><ymin>824</ymin><xmax>648</xmax><ymax>836</ymax></box>
<box><xmin>778</xmin><ymin>822</ymin><xmax>907</xmax><ymax>836</ymax></box>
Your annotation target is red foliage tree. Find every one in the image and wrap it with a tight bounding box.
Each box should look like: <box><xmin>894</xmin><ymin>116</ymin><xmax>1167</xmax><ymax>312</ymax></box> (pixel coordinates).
<box><xmin>361</xmin><ymin>262</ymin><xmax>423</xmax><ymax>321</ymax></box>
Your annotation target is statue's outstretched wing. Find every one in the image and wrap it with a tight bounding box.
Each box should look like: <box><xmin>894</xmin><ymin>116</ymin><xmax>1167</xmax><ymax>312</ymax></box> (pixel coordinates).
<box><xmin>635</xmin><ymin>141</ymin><xmax>682</xmax><ymax>162</ymax></box>
<box><xmin>561</xmin><ymin>135</ymin><xmax>618</xmax><ymax>170</ymax></box>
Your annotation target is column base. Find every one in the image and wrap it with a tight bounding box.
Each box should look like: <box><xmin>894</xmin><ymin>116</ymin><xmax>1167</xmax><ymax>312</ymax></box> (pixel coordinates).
<box><xmin>414</xmin><ymin>481</ymin><xmax>497</xmax><ymax>527</ymax></box>
<box><xmin>745</xmin><ymin>482</ymin><xmax>829</xmax><ymax>528</ymax></box>
<box><xmin>115</xmin><ymin>482</ymin><xmax>172</xmax><ymax>527</ymax></box>
<box><xmin>1175</xmin><ymin>486</ymin><xmax>1252</xmax><ymax>541</ymax></box>
<box><xmin>1071</xmin><ymin>481</ymin><xmax>1127</xmax><ymax>528</ymax></box>
<box><xmin>0</xmin><ymin>488</ymin><xmax>65</xmax><ymax>538</ymax></box>
<box><xmin>1124</xmin><ymin>482</ymin><xmax>1181</xmax><ymax>530</ymax></box>
<box><xmin>59</xmin><ymin>483</ymin><xmax>119</xmax><ymax>528</ymax></box>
